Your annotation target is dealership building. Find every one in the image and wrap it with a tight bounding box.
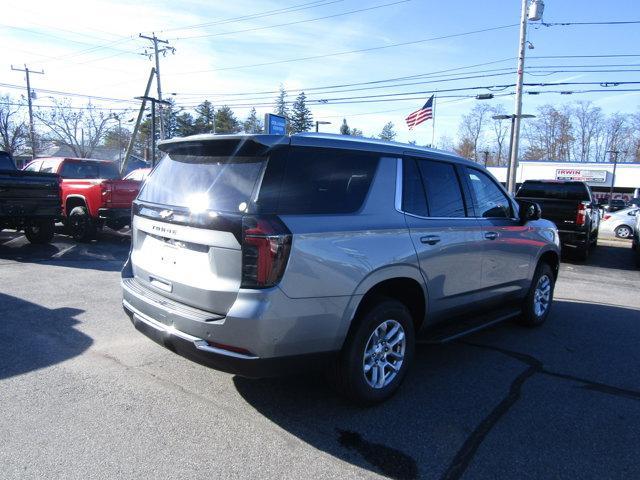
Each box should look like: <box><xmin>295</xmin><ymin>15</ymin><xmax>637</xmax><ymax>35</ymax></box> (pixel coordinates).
<box><xmin>488</xmin><ymin>161</ymin><xmax>640</xmax><ymax>202</ymax></box>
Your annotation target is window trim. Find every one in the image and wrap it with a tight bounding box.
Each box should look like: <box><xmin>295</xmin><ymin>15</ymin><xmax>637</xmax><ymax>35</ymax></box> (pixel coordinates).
<box><xmin>395</xmin><ymin>157</ymin><xmax>478</xmax><ymax>221</ymax></box>
<box><xmin>462</xmin><ymin>166</ymin><xmax>517</xmax><ymax>220</ymax></box>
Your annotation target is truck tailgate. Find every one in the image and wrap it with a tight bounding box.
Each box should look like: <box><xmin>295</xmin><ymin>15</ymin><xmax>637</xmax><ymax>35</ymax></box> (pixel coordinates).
<box><xmin>0</xmin><ymin>172</ymin><xmax>61</xmax><ymax>217</ymax></box>
<box><xmin>523</xmin><ymin>197</ymin><xmax>580</xmax><ymax>230</ymax></box>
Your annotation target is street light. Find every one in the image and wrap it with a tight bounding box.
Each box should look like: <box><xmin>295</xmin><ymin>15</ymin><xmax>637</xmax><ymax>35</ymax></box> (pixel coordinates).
<box><xmin>109</xmin><ymin>113</ymin><xmax>122</xmax><ymax>167</ymax></box>
<box><xmin>315</xmin><ymin>120</ymin><xmax>331</xmax><ymax>132</ymax></box>
<box><xmin>492</xmin><ymin>113</ymin><xmax>535</xmax><ymax>192</ymax></box>
<box><xmin>606</xmin><ymin>150</ymin><xmax>620</xmax><ymax>208</ymax></box>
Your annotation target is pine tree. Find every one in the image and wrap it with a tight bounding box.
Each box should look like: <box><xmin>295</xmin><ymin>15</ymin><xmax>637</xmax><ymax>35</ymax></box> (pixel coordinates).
<box><xmin>340</xmin><ymin>118</ymin><xmax>351</xmax><ymax>135</ymax></box>
<box><xmin>194</xmin><ymin>100</ymin><xmax>215</xmax><ymax>133</ymax></box>
<box><xmin>161</xmin><ymin>99</ymin><xmax>178</xmax><ymax>138</ymax></box>
<box><xmin>243</xmin><ymin>107</ymin><xmax>263</xmax><ymax>134</ymax></box>
<box><xmin>350</xmin><ymin>128</ymin><xmax>363</xmax><ymax>137</ymax></box>
<box><xmin>379</xmin><ymin>122</ymin><xmax>397</xmax><ymax>141</ymax></box>
<box><xmin>214</xmin><ymin>106</ymin><xmax>241</xmax><ymax>134</ymax></box>
<box><xmin>290</xmin><ymin>92</ymin><xmax>314</xmax><ymax>133</ymax></box>
<box><xmin>274</xmin><ymin>84</ymin><xmax>289</xmax><ymax>119</ymax></box>
<box><xmin>176</xmin><ymin>112</ymin><xmax>197</xmax><ymax>137</ymax></box>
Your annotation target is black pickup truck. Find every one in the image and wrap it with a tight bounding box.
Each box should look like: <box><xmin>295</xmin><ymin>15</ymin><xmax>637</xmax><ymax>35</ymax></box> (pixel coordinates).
<box><xmin>0</xmin><ymin>151</ymin><xmax>61</xmax><ymax>244</ymax></box>
<box><xmin>516</xmin><ymin>180</ymin><xmax>600</xmax><ymax>260</ymax></box>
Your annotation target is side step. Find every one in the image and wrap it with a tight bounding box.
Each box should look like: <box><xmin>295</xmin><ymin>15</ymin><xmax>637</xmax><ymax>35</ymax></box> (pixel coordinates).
<box><xmin>418</xmin><ymin>307</ymin><xmax>521</xmax><ymax>345</ymax></box>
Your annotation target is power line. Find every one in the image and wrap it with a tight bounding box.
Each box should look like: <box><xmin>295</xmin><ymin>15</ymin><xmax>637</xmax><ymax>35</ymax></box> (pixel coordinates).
<box><xmin>172</xmin><ymin>0</ymin><xmax>412</xmax><ymax>40</ymax></box>
<box><xmin>168</xmin><ymin>24</ymin><xmax>519</xmax><ymax>75</ymax></box>
<box><xmin>157</xmin><ymin>0</ymin><xmax>345</xmax><ymax>33</ymax></box>
<box><xmin>541</xmin><ymin>20</ymin><xmax>640</xmax><ymax>26</ymax></box>
<box><xmin>0</xmin><ymin>82</ymin><xmax>137</xmax><ymax>104</ymax></box>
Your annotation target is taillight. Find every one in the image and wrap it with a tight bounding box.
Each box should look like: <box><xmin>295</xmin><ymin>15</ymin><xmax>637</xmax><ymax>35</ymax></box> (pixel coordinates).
<box><xmin>241</xmin><ymin>215</ymin><xmax>292</xmax><ymax>289</ymax></box>
<box><xmin>576</xmin><ymin>202</ymin><xmax>588</xmax><ymax>226</ymax></box>
<box><xmin>102</xmin><ymin>182</ymin><xmax>113</xmax><ymax>203</ymax></box>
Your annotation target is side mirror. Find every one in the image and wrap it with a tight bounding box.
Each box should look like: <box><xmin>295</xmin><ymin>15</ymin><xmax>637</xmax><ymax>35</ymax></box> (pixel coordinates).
<box><xmin>629</xmin><ymin>210</ymin><xmax>638</xmax><ymax>217</ymax></box>
<box><xmin>517</xmin><ymin>200</ymin><xmax>541</xmax><ymax>223</ymax></box>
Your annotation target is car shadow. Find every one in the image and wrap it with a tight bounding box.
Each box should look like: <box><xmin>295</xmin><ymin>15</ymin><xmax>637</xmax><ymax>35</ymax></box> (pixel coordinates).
<box><xmin>0</xmin><ymin>292</ymin><xmax>92</xmax><ymax>380</ymax></box>
<box><xmin>232</xmin><ymin>300</ymin><xmax>640</xmax><ymax>480</ymax></box>
<box><xmin>563</xmin><ymin>242</ymin><xmax>636</xmax><ymax>270</ymax></box>
<box><xmin>0</xmin><ymin>227</ymin><xmax>130</xmax><ymax>272</ymax></box>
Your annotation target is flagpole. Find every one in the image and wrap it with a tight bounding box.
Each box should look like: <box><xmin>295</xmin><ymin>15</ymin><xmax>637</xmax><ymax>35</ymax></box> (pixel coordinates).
<box><xmin>431</xmin><ymin>93</ymin><xmax>437</xmax><ymax>147</ymax></box>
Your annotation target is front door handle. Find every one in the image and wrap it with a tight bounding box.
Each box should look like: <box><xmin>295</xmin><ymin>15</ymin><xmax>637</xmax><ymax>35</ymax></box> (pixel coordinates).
<box><xmin>484</xmin><ymin>231</ymin><xmax>498</xmax><ymax>240</ymax></box>
<box><xmin>420</xmin><ymin>235</ymin><xmax>441</xmax><ymax>245</ymax></box>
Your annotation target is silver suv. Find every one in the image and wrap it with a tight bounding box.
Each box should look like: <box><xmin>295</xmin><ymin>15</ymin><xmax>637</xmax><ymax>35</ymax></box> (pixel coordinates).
<box><xmin>122</xmin><ymin>133</ymin><xmax>560</xmax><ymax>404</ymax></box>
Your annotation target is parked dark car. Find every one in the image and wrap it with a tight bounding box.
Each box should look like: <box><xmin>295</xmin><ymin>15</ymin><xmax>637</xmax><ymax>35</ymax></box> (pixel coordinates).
<box><xmin>516</xmin><ymin>180</ymin><xmax>600</xmax><ymax>260</ymax></box>
<box><xmin>605</xmin><ymin>199</ymin><xmax>628</xmax><ymax>213</ymax></box>
<box><xmin>0</xmin><ymin>151</ymin><xmax>61</xmax><ymax>244</ymax></box>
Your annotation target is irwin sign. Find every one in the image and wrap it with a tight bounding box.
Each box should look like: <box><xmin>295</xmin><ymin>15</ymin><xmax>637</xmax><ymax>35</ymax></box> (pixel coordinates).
<box><xmin>555</xmin><ymin>168</ymin><xmax>607</xmax><ymax>183</ymax></box>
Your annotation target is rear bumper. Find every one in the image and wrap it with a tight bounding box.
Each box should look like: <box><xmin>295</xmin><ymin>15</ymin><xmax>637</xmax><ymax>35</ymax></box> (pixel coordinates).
<box><xmin>121</xmin><ymin>271</ymin><xmax>347</xmax><ymax>377</ymax></box>
<box><xmin>557</xmin><ymin>229</ymin><xmax>589</xmax><ymax>247</ymax></box>
<box><xmin>122</xmin><ymin>299</ymin><xmax>334</xmax><ymax>377</ymax></box>
<box><xmin>98</xmin><ymin>207</ymin><xmax>131</xmax><ymax>222</ymax></box>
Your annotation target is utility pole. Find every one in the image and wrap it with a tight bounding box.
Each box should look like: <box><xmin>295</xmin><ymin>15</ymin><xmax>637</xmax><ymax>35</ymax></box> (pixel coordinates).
<box><xmin>122</xmin><ymin>69</ymin><xmax>155</xmax><ymax>175</ymax></box>
<box><xmin>607</xmin><ymin>150</ymin><xmax>619</xmax><ymax>207</ymax></box>
<box><xmin>135</xmin><ymin>95</ymin><xmax>171</xmax><ymax>167</ymax></box>
<box><xmin>506</xmin><ymin>0</ymin><xmax>544</xmax><ymax>194</ymax></box>
<box><xmin>11</xmin><ymin>64</ymin><xmax>44</xmax><ymax>159</ymax></box>
<box><xmin>139</xmin><ymin>33</ymin><xmax>175</xmax><ymax>140</ymax></box>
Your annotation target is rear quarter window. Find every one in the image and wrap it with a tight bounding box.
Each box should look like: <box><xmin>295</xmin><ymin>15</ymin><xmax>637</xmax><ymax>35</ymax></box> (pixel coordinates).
<box><xmin>275</xmin><ymin>147</ymin><xmax>379</xmax><ymax>214</ymax></box>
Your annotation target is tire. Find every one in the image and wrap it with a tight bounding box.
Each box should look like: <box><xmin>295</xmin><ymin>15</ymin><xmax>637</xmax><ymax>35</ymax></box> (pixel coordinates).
<box><xmin>68</xmin><ymin>206</ymin><xmax>96</xmax><ymax>242</ymax></box>
<box><xmin>518</xmin><ymin>262</ymin><xmax>555</xmax><ymax>327</ymax></box>
<box><xmin>329</xmin><ymin>298</ymin><xmax>415</xmax><ymax>405</ymax></box>
<box><xmin>24</xmin><ymin>219</ymin><xmax>55</xmax><ymax>244</ymax></box>
<box><xmin>614</xmin><ymin>225</ymin><xmax>632</xmax><ymax>239</ymax></box>
<box><xmin>575</xmin><ymin>238</ymin><xmax>589</xmax><ymax>261</ymax></box>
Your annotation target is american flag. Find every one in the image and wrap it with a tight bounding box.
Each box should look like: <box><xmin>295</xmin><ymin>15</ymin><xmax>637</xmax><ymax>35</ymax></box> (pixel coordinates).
<box><xmin>405</xmin><ymin>95</ymin><xmax>434</xmax><ymax>130</ymax></box>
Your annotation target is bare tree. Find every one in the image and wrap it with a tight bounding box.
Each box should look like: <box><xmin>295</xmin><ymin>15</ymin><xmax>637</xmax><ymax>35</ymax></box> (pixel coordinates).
<box><xmin>456</xmin><ymin>103</ymin><xmax>491</xmax><ymax>161</ymax></box>
<box><xmin>490</xmin><ymin>105</ymin><xmax>510</xmax><ymax>166</ymax></box>
<box><xmin>602</xmin><ymin>113</ymin><xmax>631</xmax><ymax>162</ymax></box>
<box><xmin>524</xmin><ymin>104</ymin><xmax>573</xmax><ymax>161</ymax></box>
<box><xmin>569</xmin><ymin>101</ymin><xmax>605</xmax><ymax>161</ymax></box>
<box><xmin>0</xmin><ymin>95</ymin><xmax>28</xmax><ymax>155</ymax></box>
<box><xmin>35</xmin><ymin>99</ymin><xmax>111</xmax><ymax>158</ymax></box>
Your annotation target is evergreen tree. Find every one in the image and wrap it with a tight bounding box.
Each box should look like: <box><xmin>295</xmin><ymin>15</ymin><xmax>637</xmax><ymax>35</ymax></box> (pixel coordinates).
<box><xmin>379</xmin><ymin>122</ymin><xmax>397</xmax><ymax>141</ymax></box>
<box><xmin>289</xmin><ymin>92</ymin><xmax>313</xmax><ymax>133</ymax></box>
<box><xmin>160</xmin><ymin>99</ymin><xmax>178</xmax><ymax>138</ymax></box>
<box><xmin>243</xmin><ymin>107</ymin><xmax>263</xmax><ymax>134</ymax></box>
<box><xmin>175</xmin><ymin>112</ymin><xmax>197</xmax><ymax>137</ymax></box>
<box><xmin>340</xmin><ymin>118</ymin><xmax>351</xmax><ymax>135</ymax></box>
<box><xmin>214</xmin><ymin>105</ymin><xmax>241</xmax><ymax>134</ymax></box>
<box><xmin>194</xmin><ymin>100</ymin><xmax>215</xmax><ymax>133</ymax></box>
<box><xmin>350</xmin><ymin>128</ymin><xmax>363</xmax><ymax>137</ymax></box>
<box><xmin>274</xmin><ymin>84</ymin><xmax>289</xmax><ymax>119</ymax></box>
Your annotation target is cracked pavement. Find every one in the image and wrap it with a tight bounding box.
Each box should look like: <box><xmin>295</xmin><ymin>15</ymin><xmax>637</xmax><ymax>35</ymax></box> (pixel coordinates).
<box><xmin>1</xmin><ymin>230</ymin><xmax>639</xmax><ymax>479</ymax></box>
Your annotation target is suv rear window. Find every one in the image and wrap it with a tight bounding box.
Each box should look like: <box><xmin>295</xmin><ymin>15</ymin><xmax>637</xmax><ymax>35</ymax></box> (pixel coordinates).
<box><xmin>516</xmin><ymin>181</ymin><xmax>589</xmax><ymax>200</ymax></box>
<box><xmin>275</xmin><ymin>148</ymin><xmax>379</xmax><ymax>214</ymax></box>
<box><xmin>138</xmin><ymin>153</ymin><xmax>266</xmax><ymax>213</ymax></box>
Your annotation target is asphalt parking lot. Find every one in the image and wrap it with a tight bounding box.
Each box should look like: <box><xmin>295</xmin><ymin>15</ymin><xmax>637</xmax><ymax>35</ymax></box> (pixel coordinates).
<box><xmin>1</xmin><ymin>228</ymin><xmax>639</xmax><ymax>480</ymax></box>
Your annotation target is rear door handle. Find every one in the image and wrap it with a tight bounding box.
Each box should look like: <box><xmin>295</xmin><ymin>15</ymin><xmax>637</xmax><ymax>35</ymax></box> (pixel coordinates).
<box><xmin>420</xmin><ymin>235</ymin><xmax>441</xmax><ymax>245</ymax></box>
<box><xmin>484</xmin><ymin>231</ymin><xmax>498</xmax><ymax>240</ymax></box>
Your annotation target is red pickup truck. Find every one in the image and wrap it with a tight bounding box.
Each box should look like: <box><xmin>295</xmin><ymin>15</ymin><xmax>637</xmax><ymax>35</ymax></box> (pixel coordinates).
<box><xmin>24</xmin><ymin>157</ymin><xmax>142</xmax><ymax>242</ymax></box>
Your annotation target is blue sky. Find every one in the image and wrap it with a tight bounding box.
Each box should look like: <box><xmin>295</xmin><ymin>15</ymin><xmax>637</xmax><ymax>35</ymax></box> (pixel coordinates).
<box><xmin>2</xmin><ymin>0</ymin><xmax>639</xmax><ymax>143</ymax></box>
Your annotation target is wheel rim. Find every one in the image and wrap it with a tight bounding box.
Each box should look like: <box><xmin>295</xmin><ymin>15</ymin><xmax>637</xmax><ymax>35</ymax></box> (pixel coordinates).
<box><xmin>533</xmin><ymin>274</ymin><xmax>552</xmax><ymax>317</ymax></box>
<box><xmin>362</xmin><ymin>319</ymin><xmax>406</xmax><ymax>389</ymax></box>
<box><xmin>616</xmin><ymin>226</ymin><xmax>631</xmax><ymax>238</ymax></box>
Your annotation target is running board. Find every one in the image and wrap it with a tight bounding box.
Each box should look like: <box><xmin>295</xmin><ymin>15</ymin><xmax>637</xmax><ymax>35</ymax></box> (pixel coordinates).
<box><xmin>419</xmin><ymin>308</ymin><xmax>521</xmax><ymax>345</ymax></box>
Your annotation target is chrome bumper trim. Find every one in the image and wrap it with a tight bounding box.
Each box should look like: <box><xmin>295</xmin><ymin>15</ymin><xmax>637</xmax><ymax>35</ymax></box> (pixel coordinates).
<box><xmin>123</xmin><ymin>298</ymin><xmax>258</xmax><ymax>360</ymax></box>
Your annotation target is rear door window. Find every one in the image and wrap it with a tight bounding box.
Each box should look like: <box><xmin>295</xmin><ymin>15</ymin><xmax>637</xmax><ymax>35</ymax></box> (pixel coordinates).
<box><xmin>99</xmin><ymin>163</ymin><xmax>121</xmax><ymax>179</ymax></box>
<box><xmin>417</xmin><ymin>159</ymin><xmax>466</xmax><ymax>218</ymax></box>
<box><xmin>276</xmin><ymin>148</ymin><xmax>379</xmax><ymax>214</ymax></box>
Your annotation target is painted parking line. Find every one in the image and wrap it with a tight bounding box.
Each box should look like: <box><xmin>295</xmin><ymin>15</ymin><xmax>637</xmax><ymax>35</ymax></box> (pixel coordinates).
<box><xmin>51</xmin><ymin>244</ymin><xmax>77</xmax><ymax>259</ymax></box>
